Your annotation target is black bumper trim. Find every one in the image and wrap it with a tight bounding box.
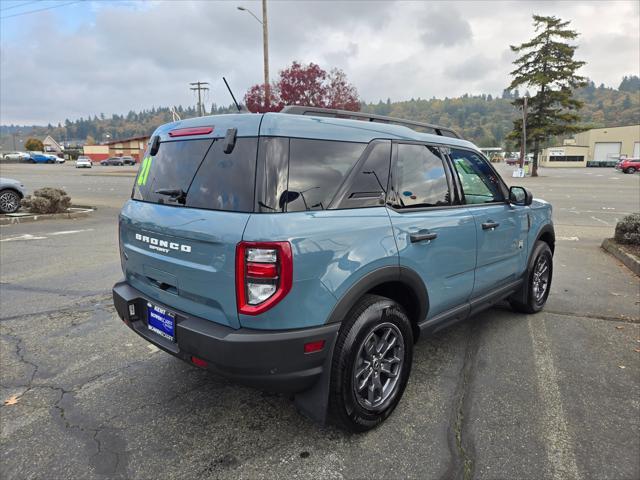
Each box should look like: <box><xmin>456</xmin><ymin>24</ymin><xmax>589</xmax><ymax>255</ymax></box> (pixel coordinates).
<box><xmin>113</xmin><ymin>280</ymin><xmax>339</xmax><ymax>393</ymax></box>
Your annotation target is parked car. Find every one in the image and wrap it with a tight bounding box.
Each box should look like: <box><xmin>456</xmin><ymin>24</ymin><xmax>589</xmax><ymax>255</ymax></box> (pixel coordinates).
<box><xmin>43</xmin><ymin>153</ymin><xmax>64</xmax><ymax>163</ymax></box>
<box><xmin>112</xmin><ymin>107</ymin><xmax>554</xmax><ymax>432</ymax></box>
<box><xmin>615</xmin><ymin>157</ymin><xmax>640</xmax><ymax>173</ymax></box>
<box><xmin>100</xmin><ymin>157</ymin><xmax>124</xmax><ymax>166</ymax></box>
<box><xmin>120</xmin><ymin>156</ymin><xmax>136</xmax><ymax>166</ymax></box>
<box><xmin>0</xmin><ymin>177</ymin><xmax>27</xmax><ymax>213</ymax></box>
<box><xmin>28</xmin><ymin>152</ymin><xmax>54</xmax><ymax>164</ymax></box>
<box><xmin>3</xmin><ymin>151</ymin><xmax>31</xmax><ymax>162</ymax></box>
<box><xmin>505</xmin><ymin>156</ymin><xmax>529</xmax><ymax>166</ymax></box>
<box><xmin>75</xmin><ymin>156</ymin><xmax>92</xmax><ymax>168</ymax></box>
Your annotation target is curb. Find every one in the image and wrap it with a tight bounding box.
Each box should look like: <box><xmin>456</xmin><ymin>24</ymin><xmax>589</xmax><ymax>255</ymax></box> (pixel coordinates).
<box><xmin>601</xmin><ymin>238</ymin><xmax>640</xmax><ymax>276</ymax></box>
<box><xmin>0</xmin><ymin>207</ymin><xmax>94</xmax><ymax>226</ymax></box>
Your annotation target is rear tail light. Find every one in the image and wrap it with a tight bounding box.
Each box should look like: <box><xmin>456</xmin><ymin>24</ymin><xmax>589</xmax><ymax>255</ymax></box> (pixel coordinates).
<box><xmin>236</xmin><ymin>241</ymin><xmax>292</xmax><ymax>315</ymax></box>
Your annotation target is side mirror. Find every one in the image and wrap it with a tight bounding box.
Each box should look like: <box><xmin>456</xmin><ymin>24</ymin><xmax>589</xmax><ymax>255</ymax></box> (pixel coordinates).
<box><xmin>509</xmin><ymin>186</ymin><xmax>533</xmax><ymax>206</ymax></box>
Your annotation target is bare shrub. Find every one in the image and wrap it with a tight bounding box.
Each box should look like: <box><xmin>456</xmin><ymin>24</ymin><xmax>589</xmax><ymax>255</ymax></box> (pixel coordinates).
<box><xmin>614</xmin><ymin>213</ymin><xmax>640</xmax><ymax>245</ymax></box>
<box><xmin>21</xmin><ymin>188</ymin><xmax>72</xmax><ymax>214</ymax></box>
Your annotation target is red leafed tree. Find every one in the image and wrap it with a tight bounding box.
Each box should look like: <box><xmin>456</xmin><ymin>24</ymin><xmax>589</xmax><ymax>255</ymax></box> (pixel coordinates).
<box><xmin>244</xmin><ymin>61</ymin><xmax>360</xmax><ymax>113</ymax></box>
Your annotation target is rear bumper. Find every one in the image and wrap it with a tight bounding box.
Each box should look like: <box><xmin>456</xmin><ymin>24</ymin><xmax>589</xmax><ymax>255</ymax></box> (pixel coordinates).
<box><xmin>112</xmin><ymin>280</ymin><xmax>339</xmax><ymax>393</ymax></box>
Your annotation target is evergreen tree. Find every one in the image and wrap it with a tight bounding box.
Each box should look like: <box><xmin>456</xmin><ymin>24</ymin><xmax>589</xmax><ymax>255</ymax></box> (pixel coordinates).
<box><xmin>619</xmin><ymin>75</ymin><xmax>640</xmax><ymax>92</ymax></box>
<box><xmin>508</xmin><ymin>15</ymin><xmax>587</xmax><ymax>176</ymax></box>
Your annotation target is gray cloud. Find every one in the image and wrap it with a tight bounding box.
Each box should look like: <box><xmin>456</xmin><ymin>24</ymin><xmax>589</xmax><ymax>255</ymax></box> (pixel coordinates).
<box><xmin>0</xmin><ymin>0</ymin><xmax>638</xmax><ymax>124</ymax></box>
<box><xmin>420</xmin><ymin>6</ymin><xmax>472</xmax><ymax>47</ymax></box>
<box><xmin>444</xmin><ymin>55</ymin><xmax>493</xmax><ymax>80</ymax></box>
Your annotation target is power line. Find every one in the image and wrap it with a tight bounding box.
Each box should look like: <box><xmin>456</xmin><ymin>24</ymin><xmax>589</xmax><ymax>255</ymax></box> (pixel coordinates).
<box><xmin>0</xmin><ymin>0</ymin><xmax>83</xmax><ymax>20</ymax></box>
<box><xmin>0</xmin><ymin>1</ymin><xmax>40</xmax><ymax>12</ymax></box>
<box><xmin>190</xmin><ymin>82</ymin><xmax>209</xmax><ymax>117</ymax></box>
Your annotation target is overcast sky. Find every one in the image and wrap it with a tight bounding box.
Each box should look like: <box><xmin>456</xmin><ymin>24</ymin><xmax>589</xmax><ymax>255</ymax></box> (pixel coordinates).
<box><xmin>1</xmin><ymin>0</ymin><xmax>638</xmax><ymax>125</ymax></box>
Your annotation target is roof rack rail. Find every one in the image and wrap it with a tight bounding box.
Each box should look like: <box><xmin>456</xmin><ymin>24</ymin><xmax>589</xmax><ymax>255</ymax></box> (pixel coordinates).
<box><xmin>281</xmin><ymin>105</ymin><xmax>462</xmax><ymax>139</ymax></box>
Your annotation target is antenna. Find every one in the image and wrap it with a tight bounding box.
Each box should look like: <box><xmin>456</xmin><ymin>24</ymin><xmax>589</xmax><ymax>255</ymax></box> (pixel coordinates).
<box><xmin>223</xmin><ymin>77</ymin><xmax>242</xmax><ymax>112</ymax></box>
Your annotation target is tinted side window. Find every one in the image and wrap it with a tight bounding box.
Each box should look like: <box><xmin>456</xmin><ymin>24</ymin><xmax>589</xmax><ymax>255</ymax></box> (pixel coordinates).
<box><xmin>332</xmin><ymin>141</ymin><xmax>391</xmax><ymax>209</ymax></box>
<box><xmin>186</xmin><ymin>138</ymin><xmax>258</xmax><ymax>212</ymax></box>
<box><xmin>450</xmin><ymin>148</ymin><xmax>504</xmax><ymax>204</ymax></box>
<box><xmin>286</xmin><ymin>139</ymin><xmax>366</xmax><ymax>212</ymax></box>
<box><xmin>392</xmin><ymin>144</ymin><xmax>451</xmax><ymax>208</ymax></box>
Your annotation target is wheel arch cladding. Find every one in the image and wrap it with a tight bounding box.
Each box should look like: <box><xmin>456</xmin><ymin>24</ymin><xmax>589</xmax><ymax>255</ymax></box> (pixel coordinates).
<box><xmin>325</xmin><ymin>265</ymin><xmax>428</xmax><ymax>341</ymax></box>
<box><xmin>537</xmin><ymin>225</ymin><xmax>555</xmax><ymax>254</ymax></box>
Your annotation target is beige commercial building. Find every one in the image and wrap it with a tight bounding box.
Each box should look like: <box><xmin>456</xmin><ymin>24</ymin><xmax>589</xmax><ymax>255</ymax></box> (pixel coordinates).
<box><xmin>539</xmin><ymin>124</ymin><xmax>640</xmax><ymax>167</ymax></box>
<box><xmin>103</xmin><ymin>135</ymin><xmax>150</xmax><ymax>162</ymax></box>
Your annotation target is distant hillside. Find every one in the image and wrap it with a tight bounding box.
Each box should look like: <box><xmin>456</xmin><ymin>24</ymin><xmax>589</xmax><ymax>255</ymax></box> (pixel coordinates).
<box><xmin>1</xmin><ymin>76</ymin><xmax>638</xmax><ymax>151</ymax></box>
<box><xmin>361</xmin><ymin>77</ymin><xmax>640</xmax><ymax>148</ymax></box>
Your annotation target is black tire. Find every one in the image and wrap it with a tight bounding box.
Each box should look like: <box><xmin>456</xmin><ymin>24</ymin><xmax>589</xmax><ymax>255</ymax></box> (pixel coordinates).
<box><xmin>510</xmin><ymin>241</ymin><xmax>553</xmax><ymax>314</ymax></box>
<box><xmin>0</xmin><ymin>189</ymin><xmax>21</xmax><ymax>214</ymax></box>
<box><xmin>329</xmin><ymin>294</ymin><xmax>413</xmax><ymax>432</ymax></box>
<box><xmin>625</xmin><ymin>167</ymin><xmax>636</xmax><ymax>174</ymax></box>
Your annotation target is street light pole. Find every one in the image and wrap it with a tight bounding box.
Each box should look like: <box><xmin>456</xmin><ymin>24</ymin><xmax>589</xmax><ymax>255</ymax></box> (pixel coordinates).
<box><xmin>262</xmin><ymin>0</ymin><xmax>270</xmax><ymax>107</ymax></box>
<box><xmin>238</xmin><ymin>1</ymin><xmax>270</xmax><ymax>108</ymax></box>
<box><xmin>520</xmin><ymin>96</ymin><xmax>528</xmax><ymax>171</ymax></box>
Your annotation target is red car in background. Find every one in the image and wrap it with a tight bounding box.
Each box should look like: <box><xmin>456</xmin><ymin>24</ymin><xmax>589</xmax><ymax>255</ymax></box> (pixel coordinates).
<box><xmin>615</xmin><ymin>158</ymin><xmax>640</xmax><ymax>173</ymax></box>
<box><xmin>505</xmin><ymin>157</ymin><xmax>530</xmax><ymax>166</ymax></box>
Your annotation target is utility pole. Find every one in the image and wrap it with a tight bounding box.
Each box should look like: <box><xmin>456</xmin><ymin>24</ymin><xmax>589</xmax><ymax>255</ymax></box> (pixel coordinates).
<box><xmin>190</xmin><ymin>81</ymin><xmax>210</xmax><ymax>117</ymax></box>
<box><xmin>262</xmin><ymin>0</ymin><xmax>270</xmax><ymax>107</ymax></box>
<box><xmin>520</xmin><ymin>95</ymin><xmax>528</xmax><ymax>172</ymax></box>
<box><xmin>237</xmin><ymin>0</ymin><xmax>270</xmax><ymax>109</ymax></box>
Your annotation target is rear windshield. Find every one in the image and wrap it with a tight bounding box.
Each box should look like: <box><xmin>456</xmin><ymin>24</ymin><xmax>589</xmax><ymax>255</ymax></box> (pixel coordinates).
<box><xmin>132</xmin><ymin>138</ymin><xmax>258</xmax><ymax>212</ymax></box>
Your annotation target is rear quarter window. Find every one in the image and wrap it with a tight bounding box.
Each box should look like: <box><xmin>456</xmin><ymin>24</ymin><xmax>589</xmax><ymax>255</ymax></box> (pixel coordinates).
<box><xmin>286</xmin><ymin>139</ymin><xmax>367</xmax><ymax>212</ymax></box>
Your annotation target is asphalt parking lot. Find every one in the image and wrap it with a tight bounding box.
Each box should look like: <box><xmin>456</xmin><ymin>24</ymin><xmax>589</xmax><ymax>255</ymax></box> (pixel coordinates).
<box><xmin>0</xmin><ymin>162</ymin><xmax>638</xmax><ymax>479</ymax></box>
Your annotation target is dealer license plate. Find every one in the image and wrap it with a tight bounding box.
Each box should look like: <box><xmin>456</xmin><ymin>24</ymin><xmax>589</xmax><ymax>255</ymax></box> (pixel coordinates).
<box><xmin>147</xmin><ymin>303</ymin><xmax>176</xmax><ymax>342</ymax></box>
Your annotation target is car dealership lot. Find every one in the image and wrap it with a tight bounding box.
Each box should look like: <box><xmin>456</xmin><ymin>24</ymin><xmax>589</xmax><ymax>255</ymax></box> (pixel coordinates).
<box><xmin>0</xmin><ymin>163</ymin><xmax>638</xmax><ymax>479</ymax></box>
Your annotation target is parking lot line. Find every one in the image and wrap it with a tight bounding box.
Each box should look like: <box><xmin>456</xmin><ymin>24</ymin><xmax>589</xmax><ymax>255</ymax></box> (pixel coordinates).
<box><xmin>528</xmin><ymin>317</ymin><xmax>580</xmax><ymax>480</ymax></box>
<box><xmin>0</xmin><ymin>228</ymin><xmax>93</xmax><ymax>242</ymax></box>
<box><xmin>0</xmin><ymin>234</ymin><xmax>48</xmax><ymax>242</ymax></box>
<box><xmin>49</xmin><ymin>229</ymin><xmax>94</xmax><ymax>236</ymax></box>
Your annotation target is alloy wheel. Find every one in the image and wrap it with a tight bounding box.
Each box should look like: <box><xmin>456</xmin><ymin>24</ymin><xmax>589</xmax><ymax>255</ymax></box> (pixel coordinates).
<box><xmin>0</xmin><ymin>191</ymin><xmax>20</xmax><ymax>213</ymax></box>
<box><xmin>352</xmin><ymin>322</ymin><xmax>404</xmax><ymax>411</ymax></box>
<box><xmin>532</xmin><ymin>255</ymin><xmax>550</xmax><ymax>303</ymax></box>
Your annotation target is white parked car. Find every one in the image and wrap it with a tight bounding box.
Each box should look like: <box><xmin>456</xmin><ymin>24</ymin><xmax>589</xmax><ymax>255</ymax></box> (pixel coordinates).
<box><xmin>3</xmin><ymin>151</ymin><xmax>31</xmax><ymax>162</ymax></box>
<box><xmin>75</xmin><ymin>156</ymin><xmax>92</xmax><ymax>168</ymax></box>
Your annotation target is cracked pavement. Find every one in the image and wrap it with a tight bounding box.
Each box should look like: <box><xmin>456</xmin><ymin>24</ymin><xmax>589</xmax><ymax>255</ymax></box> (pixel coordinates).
<box><xmin>0</xmin><ymin>163</ymin><xmax>639</xmax><ymax>479</ymax></box>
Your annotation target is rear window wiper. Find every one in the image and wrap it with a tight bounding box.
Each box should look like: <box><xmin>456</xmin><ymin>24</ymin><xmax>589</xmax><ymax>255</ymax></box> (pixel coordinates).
<box><xmin>155</xmin><ymin>188</ymin><xmax>187</xmax><ymax>204</ymax></box>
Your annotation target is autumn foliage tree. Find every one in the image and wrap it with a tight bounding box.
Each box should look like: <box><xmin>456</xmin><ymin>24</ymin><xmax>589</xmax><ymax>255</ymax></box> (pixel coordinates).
<box><xmin>244</xmin><ymin>61</ymin><xmax>360</xmax><ymax>113</ymax></box>
<box><xmin>24</xmin><ymin>137</ymin><xmax>44</xmax><ymax>151</ymax></box>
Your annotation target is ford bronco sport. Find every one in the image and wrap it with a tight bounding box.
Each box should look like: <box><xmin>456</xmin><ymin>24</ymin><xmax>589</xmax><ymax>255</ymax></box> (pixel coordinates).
<box><xmin>113</xmin><ymin>106</ymin><xmax>554</xmax><ymax>432</ymax></box>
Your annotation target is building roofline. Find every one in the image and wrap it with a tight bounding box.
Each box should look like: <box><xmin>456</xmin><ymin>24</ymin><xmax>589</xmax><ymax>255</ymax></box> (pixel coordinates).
<box><xmin>579</xmin><ymin>124</ymin><xmax>640</xmax><ymax>132</ymax></box>
<box><xmin>103</xmin><ymin>135</ymin><xmax>150</xmax><ymax>145</ymax></box>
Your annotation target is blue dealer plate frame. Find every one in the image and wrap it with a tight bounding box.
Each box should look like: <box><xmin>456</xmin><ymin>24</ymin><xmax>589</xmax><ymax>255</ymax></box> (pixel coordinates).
<box><xmin>147</xmin><ymin>302</ymin><xmax>176</xmax><ymax>342</ymax></box>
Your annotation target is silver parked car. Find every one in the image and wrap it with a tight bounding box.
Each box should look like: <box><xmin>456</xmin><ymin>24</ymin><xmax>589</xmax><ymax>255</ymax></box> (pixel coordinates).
<box><xmin>0</xmin><ymin>178</ymin><xmax>27</xmax><ymax>214</ymax></box>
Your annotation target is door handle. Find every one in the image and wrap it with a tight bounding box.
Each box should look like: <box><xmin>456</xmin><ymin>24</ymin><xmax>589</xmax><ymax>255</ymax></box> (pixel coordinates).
<box><xmin>410</xmin><ymin>231</ymin><xmax>438</xmax><ymax>243</ymax></box>
<box><xmin>482</xmin><ymin>221</ymin><xmax>500</xmax><ymax>230</ymax></box>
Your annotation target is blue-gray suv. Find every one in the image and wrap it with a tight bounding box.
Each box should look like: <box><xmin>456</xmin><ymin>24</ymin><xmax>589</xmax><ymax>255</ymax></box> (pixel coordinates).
<box><xmin>113</xmin><ymin>106</ymin><xmax>554</xmax><ymax>432</ymax></box>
